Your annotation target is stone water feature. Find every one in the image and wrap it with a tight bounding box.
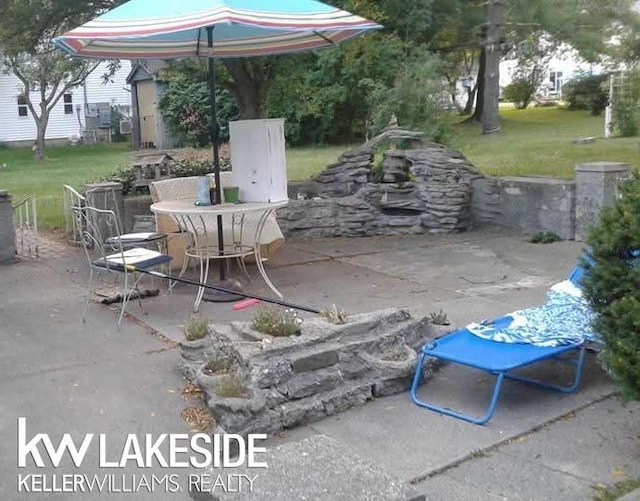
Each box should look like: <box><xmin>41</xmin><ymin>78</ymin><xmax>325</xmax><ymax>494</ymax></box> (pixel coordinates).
<box><xmin>179</xmin><ymin>309</ymin><xmax>448</xmax><ymax>435</ymax></box>
<box><xmin>279</xmin><ymin>128</ymin><xmax>483</xmax><ymax>238</ymax></box>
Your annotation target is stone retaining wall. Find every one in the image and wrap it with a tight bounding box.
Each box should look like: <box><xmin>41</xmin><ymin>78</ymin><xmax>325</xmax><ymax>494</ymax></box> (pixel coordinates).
<box><xmin>471</xmin><ymin>176</ymin><xmax>576</xmax><ymax>239</ymax></box>
<box><xmin>179</xmin><ymin>309</ymin><xmax>446</xmax><ymax>436</ymax></box>
<box><xmin>109</xmin><ymin>139</ymin><xmax>629</xmax><ymax>242</ymax></box>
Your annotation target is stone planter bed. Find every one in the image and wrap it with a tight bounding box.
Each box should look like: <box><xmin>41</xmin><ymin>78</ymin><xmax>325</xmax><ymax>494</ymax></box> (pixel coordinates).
<box><xmin>179</xmin><ymin>308</ymin><xmax>448</xmax><ymax>435</ymax></box>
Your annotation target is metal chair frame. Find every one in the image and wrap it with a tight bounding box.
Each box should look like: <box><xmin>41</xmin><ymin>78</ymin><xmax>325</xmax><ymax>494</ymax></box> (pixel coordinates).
<box><xmin>72</xmin><ymin>204</ymin><xmax>171</xmax><ymax>328</ymax></box>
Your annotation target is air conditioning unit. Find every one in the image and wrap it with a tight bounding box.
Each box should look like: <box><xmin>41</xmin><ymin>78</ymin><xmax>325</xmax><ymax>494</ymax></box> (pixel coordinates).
<box><xmin>119</xmin><ymin>119</ymin><xmax>132</xmax><ymax>135</ymax></box>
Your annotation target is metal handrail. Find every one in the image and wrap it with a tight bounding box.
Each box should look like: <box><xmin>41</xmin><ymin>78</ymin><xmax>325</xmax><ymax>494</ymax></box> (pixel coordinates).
<box><xmin>12</xmin><ymin>195</ymin><xmax>39</xmax><ymax>258</ymax></box>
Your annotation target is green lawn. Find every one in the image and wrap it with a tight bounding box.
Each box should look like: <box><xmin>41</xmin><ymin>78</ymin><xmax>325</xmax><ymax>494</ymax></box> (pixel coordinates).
<box><xmin>0</xmin><ymin>142</ymin><xmax>345</xmax><ymax>229</ymax></box>
<box><xmin>1</xmin><ymin>106</ymin><xmax>638</xmax><ymax>229</ymax></box>
<box><xmin>455</xmin><ymin>106</ymin><xmax>639</xmax><ymax>178</ymax></box>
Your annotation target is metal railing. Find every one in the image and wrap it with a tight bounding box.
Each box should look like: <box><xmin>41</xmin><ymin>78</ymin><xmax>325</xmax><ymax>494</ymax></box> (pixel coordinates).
<box><xmin>12</xmin><ymin>195</ymin><xmax>39</xmax><ymax>258</ymax></box>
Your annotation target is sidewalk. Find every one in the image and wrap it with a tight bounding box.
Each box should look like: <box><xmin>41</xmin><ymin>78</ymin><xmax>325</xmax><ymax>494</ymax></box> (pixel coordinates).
<box><xmin>1</xmin><ymin>227</ymin><xmax>639</xmax><ymax>500</ymax></box>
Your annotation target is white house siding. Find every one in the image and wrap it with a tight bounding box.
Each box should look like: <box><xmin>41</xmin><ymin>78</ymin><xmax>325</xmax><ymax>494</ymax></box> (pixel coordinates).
<box><xmin>0</xmin><ymin>60</ymin><xmax>132</xmax><ymax>144</ymax></box>
<box><xmin>499</xmin><ymin>42</ymin><xmax>604</xmax><ymax>98</ymax></box>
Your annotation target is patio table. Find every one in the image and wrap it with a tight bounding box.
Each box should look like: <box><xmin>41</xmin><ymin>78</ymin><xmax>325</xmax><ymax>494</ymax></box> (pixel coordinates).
<box><xmin>150</xmin><ymin>199</ymin><xmax>288</xmax><ymax>311</ymax></box>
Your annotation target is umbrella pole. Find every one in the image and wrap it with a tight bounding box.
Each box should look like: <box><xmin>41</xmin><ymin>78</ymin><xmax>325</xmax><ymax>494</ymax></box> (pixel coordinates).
<box><xmin>207</xmin><ymin>26</ymin><xmax>225</xmax><ymax>281</ymax></box>
<box><xmin>201</xmin><ymin>26</ymin><xmax>243</xmax><ymax>302</ymax></box>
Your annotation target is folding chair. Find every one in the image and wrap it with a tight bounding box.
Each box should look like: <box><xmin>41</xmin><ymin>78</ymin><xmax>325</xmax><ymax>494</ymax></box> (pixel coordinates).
<box><xmin>411</xmin><ymin>264</ymin><xmax>592</xmax><ymax>425</ymax></box>
<box><xmin>72</xmin><ymin>205</ymin><xmax>172</xmax><ymax>328</ymax></box>
<box><xmin>64</xmin><ymin>184</ymin><xmax>168</xmax><ymax>252</ymax></box>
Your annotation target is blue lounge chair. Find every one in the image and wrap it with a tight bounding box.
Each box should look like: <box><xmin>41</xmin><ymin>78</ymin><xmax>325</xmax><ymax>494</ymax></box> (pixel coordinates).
<box><xmin>410</xmin><ymin>264</ymin><xmax>595</xmax><ymax>425</ymax></box>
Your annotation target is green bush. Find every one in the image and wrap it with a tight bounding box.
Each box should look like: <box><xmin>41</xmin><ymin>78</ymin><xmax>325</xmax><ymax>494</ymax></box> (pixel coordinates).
<box><xmin>503</xmin><ymin>78</ymin><xmax>537</xmax><ymax>110</ymax></box>
<box><xmin>99</xmin><ymin>147</ymin><xmax>231</xmax><ymax>196</ymax></box>
<box><xmin>366</xmin><ymin>54</ymin><xmax>456</xmax><ymax>144</ymax></box>
<box><xmin>529</xmin><ymin>231</ymin><xmax>561</xmax><ymax>244</ymax></box>
<box><xmin>581</xmin><ymin>172</ymin><xmax>640</xmax><ymax>400</ymax></box>
<box><xmin>562</xmin><ymin>73</ymin><xmax>608</xmax><ymax>115</ymax></box>
<box><xmin>158</xmin><ymin>76</ymin><xmax>238</xmax><ymax>147</ymax></box>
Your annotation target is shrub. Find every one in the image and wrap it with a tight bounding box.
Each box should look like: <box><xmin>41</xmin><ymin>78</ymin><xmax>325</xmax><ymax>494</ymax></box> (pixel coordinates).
<box><xmin>562</xmin><ymin>73</ymin><xmax>608</xmax><ymax>115</ymax></box>
<box><xmin>581</xmin><ymin>172</ymin><xmax>640</xmax><ymax>400</ymax></box>
<box><xmin>250</xmin><ymin>306</ymin><xmax>303</xmax><ymax>336</ymax></box>
<box><xmin>171</xmin><ymin>146</ymin><xmax>231</xmax><ymax>177</ymax></box>
<box><xmin>183</xmin><ymin>315</ymin><xmax>209</xmax><ymax>341</ymax></box>
<box><xmin>158</xmin><ymin>76</ymin><xmax>238</xmax><ymax>147</ymax></box>
<box><xmin>204</xmin><ymin>353</ymin><xmax>234</xmax><ymax>375</ymax></box>
<box><xmin>503</xmin><ymin>78</ymin><xmax>537</xmax><ymax>109</ymax></box>
<box><xmin>529</xmin><ymin>231</ymin><xmax>561</xmax><ymax>244</ymax></box>
<box><xmin>215</xmin><ymin>372</ymin><xmax>250</xmax><ymax>398</ymax></box>
<box><xmin>100</xmin><ymin>164</ymin><xmax>136</xmax><ymax>195</ymax></box>
<box><xmin>99</xmin><ymin>145</ymin><xmax>231</xmax><ymax>196</ymax></box>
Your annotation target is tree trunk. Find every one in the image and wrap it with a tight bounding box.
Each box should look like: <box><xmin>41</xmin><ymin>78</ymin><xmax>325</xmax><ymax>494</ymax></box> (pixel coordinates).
<box><xmin>468</xmin><ymin>49</ymin><xmax>486</xmax><ymax>122</ymax></box>
<box><xmin>33</xmin><ymin>112</ymin><xmax>48</xmax><ymax>161</ymax></box>
<box><xmin>223</xmin><ymin>59</ymin><xmax>272</xmax><ymax>120</ymax></box>
<box><xmin>463</xmin><ymin>85</ymin><xmax>476</xmax><ymax>115</ymax></box>
<box><xmin>233</xmin><ymin>86</ymin><xmax>265</xmax><ymax>120</ymax></box>
<box><xmin>481</xmin><ymin>0</ymin><xmax>504</xmax><ymax>135</ymax></box>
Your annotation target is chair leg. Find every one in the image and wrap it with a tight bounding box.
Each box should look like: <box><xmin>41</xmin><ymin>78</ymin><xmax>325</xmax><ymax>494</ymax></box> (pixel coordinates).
<box><xmin>193</xmin><ymin>257</ymin><xmax>209</xmax><ymax>313</ymax></box>
<box><xmin>83</xmin><ymin>267</ymin><xmax>95</xmax><ymax>325</ymax></box>
<box><xmin>237</xmin><ymin>256</ymin><xmax>251</xmax><ymax>282</ymax></box>
<box><xmin>410</xmin><ymin>349</ymin><xmax>505</xmax><ymax>425</ymax></box>
<box><xmin>504</xmin><ymin>345</ymin><xmax>586</xmax><ymax>393</ymax></box>
<box><xmin>117</xmin><ymin>269</ymin><xmax>129</xmax><ymax>329</ymax></box>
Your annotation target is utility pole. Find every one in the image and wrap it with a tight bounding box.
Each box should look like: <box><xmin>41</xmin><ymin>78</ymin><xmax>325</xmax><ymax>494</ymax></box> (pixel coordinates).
<box><xmin>481</xmin><ymin>0</ymin><xmax>504</xmax><ymax>135</ymax></box>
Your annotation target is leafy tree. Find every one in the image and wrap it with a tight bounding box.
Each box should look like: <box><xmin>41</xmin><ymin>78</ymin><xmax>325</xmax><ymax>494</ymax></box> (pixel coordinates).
<box><xmin>158</xmin><ymin>75</ymin><xmax>238</xmax><ymax>147</ymax></box>
<box><xmin>1</xmin><ymin>52</ymin><xmax>99</xmax><ymax>159</ymax></box>
<box><xmin>366</xmin><ymin>53</ymin><xmax>456</xmax><ymax>143</ymax></box>
<box><xmin>562</xmin><ymin>73</ymin><xmax>609</xmax><ymax>115</ymax></box>
<box><xmin>502</xmin><ymin>33</ymin><xmax>551</xmax><ymax>109</ymax></box>
<box><xmin>0</xmin><ymin>0</ymin><xmax>126</xmax><ymax>159</ymax></box>
<box><xmin>267</xmin><ymin>33</ymin><xmax>406</xmax><ymax>144</ymax></box>
<box><xmin>582</xmin><ymin>172</ymin><xmax>640</xmax><ymax>401</ymax></box>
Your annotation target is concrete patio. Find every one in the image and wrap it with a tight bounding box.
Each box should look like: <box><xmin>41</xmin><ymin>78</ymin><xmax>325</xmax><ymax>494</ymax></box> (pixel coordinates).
<box><xmin>1</xmin><ymin>227</ymin><xmax>639</xmax><ymax>500</ymax></box>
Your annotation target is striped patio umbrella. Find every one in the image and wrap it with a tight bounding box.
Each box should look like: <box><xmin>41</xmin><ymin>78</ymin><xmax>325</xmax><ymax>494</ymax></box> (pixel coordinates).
<box><xmin>52</xmin><ymin>0</ymin><xmax>382</xmax><ymax>59</ymax></box>
<box><xmin>53</xmin><ymin>0</ymin><xmax>381</xmax><ymax>290</ymax></box>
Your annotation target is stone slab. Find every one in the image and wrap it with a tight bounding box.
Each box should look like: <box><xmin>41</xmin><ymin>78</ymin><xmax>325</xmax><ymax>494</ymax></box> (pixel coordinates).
<box><xmin>214</xmin><ymin>435</ymin><xmax>423</xmax><ymax>500</ymax></box>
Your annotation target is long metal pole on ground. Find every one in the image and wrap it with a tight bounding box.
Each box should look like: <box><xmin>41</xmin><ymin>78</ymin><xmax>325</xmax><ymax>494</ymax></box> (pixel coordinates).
<box><xmin>126</xmin><ymin>265</ymin><xmax>321</xmax><ymax>314</ymax></box>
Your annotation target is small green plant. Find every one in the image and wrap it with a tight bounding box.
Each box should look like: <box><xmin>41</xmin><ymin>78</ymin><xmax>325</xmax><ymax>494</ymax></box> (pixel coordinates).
<box><xmin>593</xmin><ymin>477</ymin><xmax>640</xmax><ymax>500</ymax></box>
<box><xmin>215</xmin><ymin>372</ymin><xmax>250</xmax><ymax>399</ymax></box>
<box><xmin>429</xmin><ymin>309</ymin><xmax>450</xmax><ymax>326</ymax></box>
<box><xmin>529</xmin><ymin>231</ymin><xmax>561</xmax><ymax>244</ymax></box>
<box><xmin>320</xmin><ymin>304</ymin><xmax>349</xmax><ymax>324</ymax></box>
<box><xmin>183</xmin><ymin>315</ymin><xmax>209</xmax><ymax>341</ymax></box>
<box><xmin>204</xmin><ymin>353</ymin><xmax>234</xmax><ymax>375</ymax></box>
<box><xmin>250</xmin><ymin>306</ymin><xmax>303</xmax><ymax>337</ymax></box>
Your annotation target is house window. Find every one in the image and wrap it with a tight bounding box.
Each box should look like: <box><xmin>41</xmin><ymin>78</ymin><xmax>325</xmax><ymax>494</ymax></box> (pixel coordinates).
<box><xmin>549</xmin><ymin>71</ymin><xmax>563</xmax><ymax>94</ymax></box>
<box><xmin>17</xmin><ymin>95</ymin><xmax>28</xmax><ymax>117</ymax></box>
<box><xmin>63</xmin><ymin>93</ymin><xmax>74</xmax><ymax>114</ymax></box>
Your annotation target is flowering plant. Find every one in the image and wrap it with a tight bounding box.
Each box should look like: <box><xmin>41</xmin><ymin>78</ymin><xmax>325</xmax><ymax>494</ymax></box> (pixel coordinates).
<box><xmin>250</xmin><ymin>307</ymin><xmax>303</xmax><ymax>337</ymax></box>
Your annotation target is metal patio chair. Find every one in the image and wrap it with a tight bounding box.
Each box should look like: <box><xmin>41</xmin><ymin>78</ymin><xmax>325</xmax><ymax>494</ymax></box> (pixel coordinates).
<box><xmin>72</xmin><ymin>204</ymin><xmax>172</xmax><ymax>328</ymax></box>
